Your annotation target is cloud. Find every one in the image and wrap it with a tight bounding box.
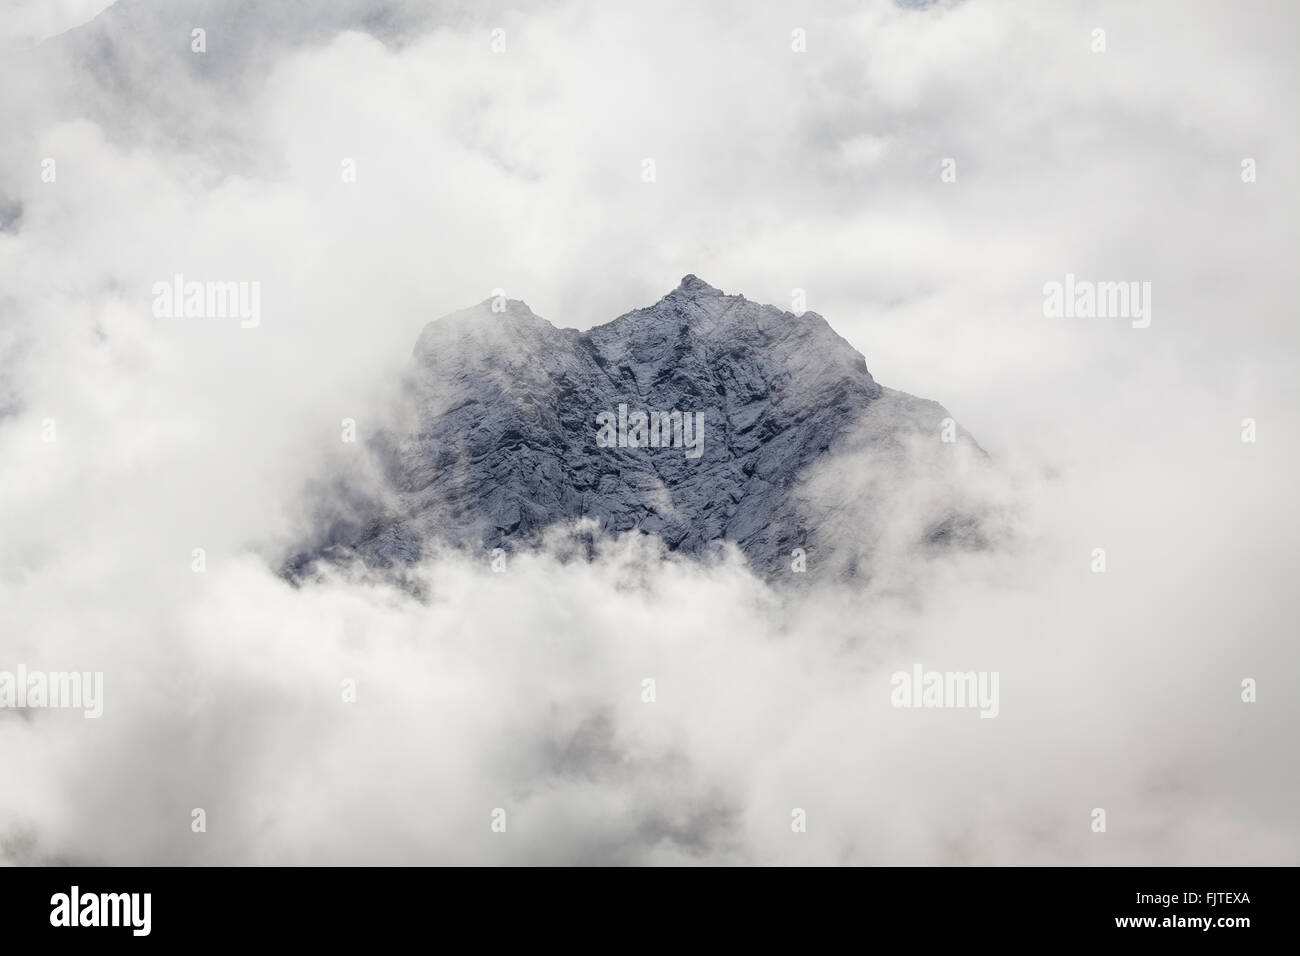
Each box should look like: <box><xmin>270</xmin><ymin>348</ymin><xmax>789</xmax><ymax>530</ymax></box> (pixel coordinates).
<box><xmin>0</xmin><ymin>0</ymin><xmax>1296</xmax><ymax>864</ymax></box>
<box><xmin>0</xmin><ymin>0</ymin><xmax>115</xmax><ymax>48</ymax></box>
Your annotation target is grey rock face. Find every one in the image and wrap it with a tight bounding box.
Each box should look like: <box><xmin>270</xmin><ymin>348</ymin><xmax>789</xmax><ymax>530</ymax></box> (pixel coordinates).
<box><xmin>290</xmin><ymin>276</ymin><xmax>978</xmax><ymax>579</ymax></box>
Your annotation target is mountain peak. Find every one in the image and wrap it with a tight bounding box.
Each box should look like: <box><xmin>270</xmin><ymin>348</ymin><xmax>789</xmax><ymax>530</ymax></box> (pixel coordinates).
<box><xmin>296</xmin><ymin>279</ymin><xmax>978</xmax><ymax>582</ymax></box>
<box><xmin>674</xmin><ymin>274</ymin><xmax>721</xmax><ymax>296</ymax></box>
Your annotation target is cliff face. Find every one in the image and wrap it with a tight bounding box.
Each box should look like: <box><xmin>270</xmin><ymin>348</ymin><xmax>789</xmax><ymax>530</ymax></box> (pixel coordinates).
<box><xmin>292</xmin><ymin>276</ymin><xmax>978</xmax><ymax>579</ymax></box>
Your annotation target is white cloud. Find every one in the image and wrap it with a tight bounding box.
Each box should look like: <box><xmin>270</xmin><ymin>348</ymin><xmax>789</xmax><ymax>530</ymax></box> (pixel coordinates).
<box><xmin>0</xmin><ymin>0</ymin><xmax>1296</xmax><ymax>863</ymax></box>
<box><xmin>0</xmin><ymin>0</ymin><xmax>115</xmax><ymax>48</ymax></box>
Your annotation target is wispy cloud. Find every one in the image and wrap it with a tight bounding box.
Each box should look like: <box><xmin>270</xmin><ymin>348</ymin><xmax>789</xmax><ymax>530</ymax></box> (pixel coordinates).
<box><xmin>0</xmin><ymin>0</ymin><xmax>1296</xmax><ymax>864</ymax></box>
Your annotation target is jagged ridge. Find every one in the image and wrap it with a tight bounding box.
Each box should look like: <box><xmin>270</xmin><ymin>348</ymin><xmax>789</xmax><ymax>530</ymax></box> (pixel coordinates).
<box><xmin>290</xmin><ymin>276</ymin><xmax>978</xmax><ymax>579</ymax></box>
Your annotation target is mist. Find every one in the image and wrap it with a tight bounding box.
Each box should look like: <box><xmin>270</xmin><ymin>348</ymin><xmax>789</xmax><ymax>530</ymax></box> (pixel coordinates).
<box><xmin>1</xmin><ymin>0</ymin><xmax>1296</xmax><ymax>864</ymax></box>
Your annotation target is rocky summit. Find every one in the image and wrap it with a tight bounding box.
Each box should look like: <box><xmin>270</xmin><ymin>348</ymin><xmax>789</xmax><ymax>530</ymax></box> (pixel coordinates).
<box><xmin>289</xmin><ymin>276</ymin><xmax>980</xmax><ymax>580</ymax></box>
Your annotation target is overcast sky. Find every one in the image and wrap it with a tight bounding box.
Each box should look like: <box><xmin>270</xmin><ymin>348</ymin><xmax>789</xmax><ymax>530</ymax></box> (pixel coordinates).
<box><xmin>0</xmin><ymin>0</ymin><xmax>1296</xmax><ymax>864</ymax></box>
